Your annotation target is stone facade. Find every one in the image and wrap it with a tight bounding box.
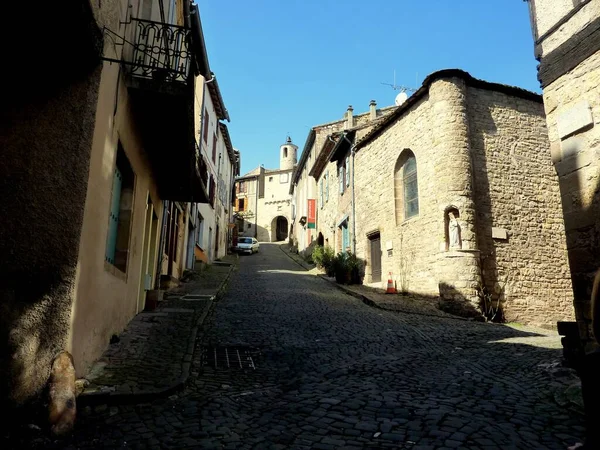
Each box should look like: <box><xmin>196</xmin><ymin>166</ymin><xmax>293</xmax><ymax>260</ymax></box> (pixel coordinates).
<box><xmin>526</xmin><ymin>0</ymin><xmax>600</xmax><ymax>345</ymax></box>
<box><xmin>309</xmin><ymin>70</ymin><xmax>573</xmax><ymax>328</ymax></box>
<box><xmin>234</xmin><ymin>139</ymin><xmax>296</xmax><ymax>242</ymax></box>
<box><xmin>290</xmin><ymin>103</ymin><xmax>396</xmax><ymax>254</ymax></box>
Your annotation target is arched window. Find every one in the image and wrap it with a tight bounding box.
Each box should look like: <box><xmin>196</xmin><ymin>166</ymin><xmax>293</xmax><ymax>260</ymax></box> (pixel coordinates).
<box><xmin>394</xmin><ymin>150</ymin><xmax>419</xmax><ymax>223</ymax></box>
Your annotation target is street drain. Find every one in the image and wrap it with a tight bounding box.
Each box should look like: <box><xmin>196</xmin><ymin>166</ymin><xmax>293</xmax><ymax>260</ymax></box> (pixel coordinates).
<box><xmin>201</xmin><ymin>346</ymin><xmax>258</xmax><ymax>370</ymax></box>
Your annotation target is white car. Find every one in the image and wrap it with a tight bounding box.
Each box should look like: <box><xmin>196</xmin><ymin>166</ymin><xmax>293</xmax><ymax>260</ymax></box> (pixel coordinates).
<box><xmin>237</xmin><ymin>237</ymin><xmax>259</xmax><ymax>254</ymax></box>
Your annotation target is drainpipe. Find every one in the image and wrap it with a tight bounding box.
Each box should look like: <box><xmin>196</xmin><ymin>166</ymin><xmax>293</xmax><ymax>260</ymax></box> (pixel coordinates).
<box><xmin>341</xmin><ymin>133</ymin><xmax>357</xmax><ymax>254</ymax></box>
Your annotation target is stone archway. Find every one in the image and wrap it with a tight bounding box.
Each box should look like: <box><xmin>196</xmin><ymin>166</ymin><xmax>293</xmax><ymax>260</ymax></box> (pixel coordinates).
<box><xmin>271</xmin><ymin>216</ymin><xmax>289</xmax><ymax>242</ymax></box>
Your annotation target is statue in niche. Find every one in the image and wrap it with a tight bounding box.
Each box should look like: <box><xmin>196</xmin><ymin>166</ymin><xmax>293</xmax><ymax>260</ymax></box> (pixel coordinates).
<box><xmin>446</xmin><ymin>209</ymin><xmax>462</xmax><ymax>250</ymax></box>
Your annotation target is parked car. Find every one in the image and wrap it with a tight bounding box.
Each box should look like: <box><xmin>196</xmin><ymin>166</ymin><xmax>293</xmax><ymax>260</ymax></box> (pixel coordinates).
<box><xmin>237</xmin><ymin>237</ymin><xmax>260</xmax><ymax>254</ymax></box>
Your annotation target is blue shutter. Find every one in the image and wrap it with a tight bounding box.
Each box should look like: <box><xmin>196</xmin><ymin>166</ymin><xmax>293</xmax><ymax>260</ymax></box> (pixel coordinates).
<box><xmin>342</xmin><ymin>223</ymin><xmax>349</xmax><ymax>251</ymax></box>
<box><xmin>105</xmin><ymin>166</ymin><xmax>122</xmax><ymax>264</ymax></box>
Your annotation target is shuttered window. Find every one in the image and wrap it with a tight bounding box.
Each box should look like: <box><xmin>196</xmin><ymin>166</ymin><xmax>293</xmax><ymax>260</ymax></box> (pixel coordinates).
<box><xmin>345</xmin><ymin>156</ymin><xmax>350</xmax><ymax>187</ymax></box>
<box><xmin>105</xmin><ymin>166</ymin><xmax>122</xmax><ymax>265</ymax></box>
<box><xmin>342</xmin><ymin>222</ymin><xmax>349</xmax><ymax>252</ymax></box>
<box><xmin>105</xmin><ymin>143</ymin><xmax>135</xmax><ymax>273</ymax></box>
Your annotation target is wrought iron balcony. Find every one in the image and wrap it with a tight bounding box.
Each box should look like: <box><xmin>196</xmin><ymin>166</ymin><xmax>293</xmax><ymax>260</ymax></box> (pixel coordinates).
<box><xmin>104</xmin><ymin>18</ymin><xmax>192</xmax><ymax>85</ymax></box>
<box><xmin>128</xmin><ymin>18</ymin><xmax>191</xmax><ymax>83</ymax></box>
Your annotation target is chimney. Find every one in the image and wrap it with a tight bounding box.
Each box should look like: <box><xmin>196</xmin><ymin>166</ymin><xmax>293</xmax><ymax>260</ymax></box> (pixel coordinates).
<box><xmin>345</xmin><ymin>105</ymin><xmax>354</xmax><ymax>129</ymax></box>
<box><xmin>369</xmin><ymin>100</ymin><xmax>377</xmax><ymax>121</ymax></box>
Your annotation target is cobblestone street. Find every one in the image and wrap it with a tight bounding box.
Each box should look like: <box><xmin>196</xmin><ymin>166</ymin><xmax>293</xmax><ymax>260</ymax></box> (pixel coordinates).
<box><xmin>15</xmin><ymin>243</ymin><xmax>585</xmax><ymax>450</ymax></box>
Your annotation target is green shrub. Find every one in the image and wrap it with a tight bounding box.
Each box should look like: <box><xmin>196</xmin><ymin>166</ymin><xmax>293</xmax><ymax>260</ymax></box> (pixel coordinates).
<box><xmin>312</xmin><ymin>245</ymin><xmax>336</xmax><ymax>276</ymax></box>
<box><xmin>331</xmin><ymin>251</ymin><xmax>365</xmax><ymax>285</ymax></box>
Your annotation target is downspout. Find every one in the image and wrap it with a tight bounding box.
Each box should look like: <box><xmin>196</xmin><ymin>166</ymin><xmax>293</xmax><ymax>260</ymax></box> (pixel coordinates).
<box><xmin>342</xmin><ymin>133</ymin><xmax>357</xmax><ymax>254</ymax></box>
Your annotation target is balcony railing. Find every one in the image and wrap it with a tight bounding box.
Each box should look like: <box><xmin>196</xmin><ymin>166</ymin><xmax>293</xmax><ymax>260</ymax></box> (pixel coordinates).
<box><xmin>121</xmin><ymin>18</ymin><xmax>192</xmax><ymax>84</ymax></box>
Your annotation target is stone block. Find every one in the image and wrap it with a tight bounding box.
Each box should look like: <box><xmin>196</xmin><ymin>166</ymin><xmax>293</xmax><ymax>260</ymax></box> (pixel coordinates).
<box><xmin>491</xmin><ymin>227</ymin><xmax>508</xmax><ymax>240</ymax></box>
<box><xmin>556</xmin><ymin>100</ymin><xmax>593</xmax><ymax>140</ymax></box>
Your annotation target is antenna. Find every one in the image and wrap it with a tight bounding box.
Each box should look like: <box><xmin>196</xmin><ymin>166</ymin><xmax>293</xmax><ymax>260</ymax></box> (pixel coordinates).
<box><xmin>380</xmin><ymin>69</ymin><xmax>418</xmax><ymax>94</ymax></box>
<box><xmin>381</xmin><ymin>69</ymin><xmax>418</xmax><ymax>106</ymax></box>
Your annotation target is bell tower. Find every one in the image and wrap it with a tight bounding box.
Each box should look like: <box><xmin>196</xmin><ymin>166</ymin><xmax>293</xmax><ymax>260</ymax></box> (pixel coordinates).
<box><xmin>280</xmin><ymin>136</ymin><xmax>298</xmax><ymax>171</ymax></box>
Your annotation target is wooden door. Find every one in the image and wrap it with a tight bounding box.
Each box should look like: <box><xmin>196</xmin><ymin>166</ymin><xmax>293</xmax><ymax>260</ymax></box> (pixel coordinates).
<box><xmin>369</xmin><ymin>234</ymin><xmax>382</xmax><ymax>283</ymax></box>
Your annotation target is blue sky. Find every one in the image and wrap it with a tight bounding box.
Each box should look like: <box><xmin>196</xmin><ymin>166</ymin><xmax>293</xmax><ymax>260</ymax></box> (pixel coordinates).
<box><xmin>196</xmin><ymin>0</ymin><xmax>538</xmax><ymax>176</ymax></box>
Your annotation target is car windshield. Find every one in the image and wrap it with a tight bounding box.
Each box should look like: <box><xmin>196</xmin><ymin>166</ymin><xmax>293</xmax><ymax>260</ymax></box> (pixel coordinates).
<box><xmin>239</xmin><ymin>238</ymin><xmax>252</xmax><ymax>244</ymax></box>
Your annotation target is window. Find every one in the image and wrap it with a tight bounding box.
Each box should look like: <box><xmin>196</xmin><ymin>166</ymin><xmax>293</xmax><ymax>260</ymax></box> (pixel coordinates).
<box><xmin>238</xmin><ymin>198</ymin><xmax>245</xmax><ymax>211</ymax></box>
<box><xmin>280</xmin><ymin>173</ymin><xmax>289</xmax><ymax>183</ymax></box>
<box><xmin>105</xmin><ymin>143</ymin><xmax>135</xmax><ymax>273</ymax></box>
<box><xmin>394</xmin><ymin>150</ymin><xmax>419</xmax><ymax>222</ymax></box>
<box><xmin>283</xmin><ymin>147</ymin><xmax>288</xmax><ymax>158</ymax></box>
<box><xmin>196</xmin><ymin>214</ymin><xmax>204</xmax><ymax>248</ymax></box>
<box><xmin>339</xmin><ymin>221</ymin><xmax>349</xmax><ymax>252</ymax></box>
<box><xmin>238</xmin><ymin>181</ymin><xmax>246</xmax><ymax>193</ymax></box>
<box><xmin>269</xmin><ymin>176</ymin><xmax>273</xmax><ymax>182</ymax></box>
<box><xmin>345</xmin><ymin>156</ymin><xmax>350</xmax><ymax>188</ymax></box>
<box><xmin>320</xmin><ymin>179</ymin><xmax>324</xmax><ymax>209</ymax></box>
<box><xmin>209</xmin><ymin>175</ymin><xmax>216</xmax><ymax>208</ymax></box>
<box><xmin>203</xmin><ymin>108</ymin><xmax>209</xmax><ymax>143</ymax></box>
<box><xmin>212</xmin><ymin>133</ymin><xmax>217</xmax><ymax>163</ymax></box>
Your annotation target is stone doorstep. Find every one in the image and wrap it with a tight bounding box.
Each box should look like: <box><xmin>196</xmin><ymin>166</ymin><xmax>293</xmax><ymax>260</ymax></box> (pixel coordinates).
<box><xmin>78</xmin><ymin>264</ymin><xmax>235</xmax><ymax>405</ymax></box>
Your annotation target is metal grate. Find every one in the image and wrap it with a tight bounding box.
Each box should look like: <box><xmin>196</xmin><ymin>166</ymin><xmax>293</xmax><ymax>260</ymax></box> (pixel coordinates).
<box><xmin>201</xmin><ymin>346</ymin><xmax>258</xmax><ymax>370</ymax></box>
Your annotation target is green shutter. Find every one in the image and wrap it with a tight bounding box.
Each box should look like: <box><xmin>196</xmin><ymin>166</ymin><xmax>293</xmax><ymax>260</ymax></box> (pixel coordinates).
<box><xmin>342</xmin><ymin>223</ymin><xmax>349</xmax><ymax>251</ymax></box>
<box><xmin>105</xmin><ymin>167</ymin><xmax>122</xmax><ymax>264</ymax></box>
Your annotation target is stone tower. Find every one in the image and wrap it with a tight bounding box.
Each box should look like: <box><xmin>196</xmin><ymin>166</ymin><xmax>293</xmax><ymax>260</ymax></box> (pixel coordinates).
<box><xmin>280</xmin><ymin>136</ymin><xmax>298</xmax><ymax>171</ymax></box>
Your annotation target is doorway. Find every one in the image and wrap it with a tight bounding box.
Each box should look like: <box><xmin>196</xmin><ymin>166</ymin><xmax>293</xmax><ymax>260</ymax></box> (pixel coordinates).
<box><xmin>271</xmin><ymin>216</ymin><xmax>289</xmax><ymax>241</ymax></box>
<box><xmin>368</xmin><ymin>232</ymin><xmax>382</xmax><ymax>283</ymax></box>
<box><xmin>138</xmin><ymin>195</ymin><xmax>159</xmax><ymax>312</ymax></box>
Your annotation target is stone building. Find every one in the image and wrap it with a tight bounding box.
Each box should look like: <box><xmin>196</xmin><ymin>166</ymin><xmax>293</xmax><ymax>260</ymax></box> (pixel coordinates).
<box><xmin>524</xmin><ymin>0</ymin><xmax>600</xmax><ymax>344</ymax></box>
<box><xmin>234</xmin><ymin>138</ymin><xmax>297</xmax><ymax>242</ymax></box>
<box><xmin>191</xmin><ymin>74</ymin><xmax>238</xmax><ymax>265</ymax></box>
<box><xmin>309</xmin><ymin>69</ymin><xmax>574</xmax><ymax>327</ymax></box>
<box><xmin>0</xmin><ymin>0</ymin><xmax>232</xmax><ymax>406</ymax></box>
<box><xmin>290</xmin><ymin>102</ymin><xmax>395</xmax><ymax>254</ymax></box>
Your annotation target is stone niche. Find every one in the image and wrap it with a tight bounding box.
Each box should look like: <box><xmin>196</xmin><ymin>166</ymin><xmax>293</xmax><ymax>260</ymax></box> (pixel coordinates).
<box><xmin>444</xmin><ymin>206</ymin><xmax>462</xmax><ymax>252</ymax></box>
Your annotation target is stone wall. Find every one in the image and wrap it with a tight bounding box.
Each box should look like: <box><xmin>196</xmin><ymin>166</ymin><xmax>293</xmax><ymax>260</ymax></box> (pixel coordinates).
<box><xmin>0</xmin><ymin>0</ymin><xmax>108</xmax><ymax>405</ymax></box>
<box><xmin>467</xmin><ymin>86</ymin><xmax>574</xmax><ymax>327</ymax></box>
<box><xmin>352</xmin><ymin>73</ymin><xmax>574</xmax><ymax>326</ymax></box>
<box><xmin>542</xmin><ymin>50</ymin><xmax>600</xmax><ymax>343</ymax></box>
<box><xmin>532</xmin><ymin>0</ymin><xmax>600</xmax><ymax>55</ymax></box>
<box><xmin>354</xmin><ymin>88</ymin><xmax>445</xmax><ymax>299</ymax></box>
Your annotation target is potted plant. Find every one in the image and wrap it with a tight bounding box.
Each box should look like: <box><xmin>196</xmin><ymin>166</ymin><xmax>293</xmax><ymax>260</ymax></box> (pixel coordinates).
<box><xmin>333</xmin><ymin>252</ymin><xmax>351</xmax><ymax>284</ymax></box>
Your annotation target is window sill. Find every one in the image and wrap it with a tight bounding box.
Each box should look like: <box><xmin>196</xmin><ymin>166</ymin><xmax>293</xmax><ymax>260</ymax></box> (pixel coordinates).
<box><xmin>104</xmin><ymin>260</ymin><xmax>127</xmax><ymax>282</ymax></box>
<box><xmin>400</xmin><ymin>214</ymin><xmax>420</xmax><ymax>226</ymax></box>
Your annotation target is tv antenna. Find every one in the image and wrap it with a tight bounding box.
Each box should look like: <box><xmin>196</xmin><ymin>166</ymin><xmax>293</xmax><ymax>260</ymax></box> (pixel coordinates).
<box><xmin>381</xmin><ymin>70</ymin><xmax>418</xmax><ymax>106</ymax></box>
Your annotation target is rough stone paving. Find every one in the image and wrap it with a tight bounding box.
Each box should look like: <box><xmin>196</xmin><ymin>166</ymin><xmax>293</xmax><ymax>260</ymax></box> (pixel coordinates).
<box><xmin>81</xmin><ymin>296</ymin><xmax>214</xmax><ymax>398</ymax></box>
<box><xmin>9</xmin><ymin>244</ymin><xmax>586</xmax><ymax>449</ymax></box>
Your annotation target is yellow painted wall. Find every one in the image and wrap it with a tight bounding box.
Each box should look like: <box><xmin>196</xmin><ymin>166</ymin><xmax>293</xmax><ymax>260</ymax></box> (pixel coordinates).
<box><xmin>69</xmin><ymin>61</ymin><xmax>163</xmax><ymax>377</ymax></box>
